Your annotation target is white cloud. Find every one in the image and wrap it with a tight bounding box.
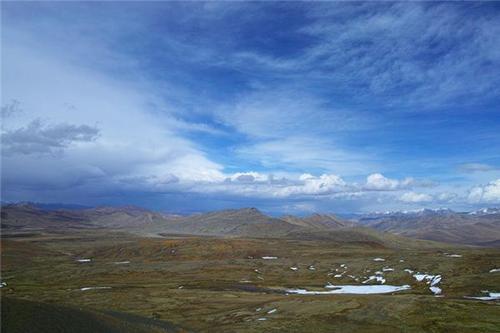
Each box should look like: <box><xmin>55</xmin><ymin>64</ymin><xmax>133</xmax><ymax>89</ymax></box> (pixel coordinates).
<box><xmin>364</xmin><ymin>173</ymin><xmax>418</xmax><ymax>191</ymax></box>
<box><xmin>192</xmin><ymin>172</ymin><xmax>349</xmax><ymax>199</ymax></box>
<box><xmin>365</xmin><ymin>173</ymin><xmax>399</xmax><ymax>190</ymax></box>
<box><xmin>399</xmin><ymin>192</ymin><xmax>433</xmax><ymax>203</ymax></box>
<box><xmin>436</xmin><ymin>192</ymin><xmax>458</xmax><ymax>203</ymax></box>
<box><xmin>1</xmin><ymin>24</ymin><xmax>225</xmax><ymax>196</ymax></box>
<box><xmin>280</xmin><ymin>173</ymin><xmax>347</xmax><ymax>197</ymax></box>
<box><xmin>468</xmin><ymin>179</ymin><xmax>500</xmax><ymax>203</ymax></box>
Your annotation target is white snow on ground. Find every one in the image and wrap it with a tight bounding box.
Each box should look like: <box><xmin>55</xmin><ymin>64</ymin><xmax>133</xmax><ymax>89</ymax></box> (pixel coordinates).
<box><xmin>413</xmin><ymin>273</ymin><xmax>443</xmax><ymax>295</ymax></box>
<box><xmin>256</xmin><ymin>308</ymin><xmax>262</xmax><ymax>312</ymax></box>
<box><xmin>334</xmin><ymin>274</ymin><xmax>343</xmax><ymax>278</ymax></box>
<box><xmin>413</xmin><ymin>274</ymin><xmax>441</xmax><ymax>286</ymax></box>
<box><xmin>404</xmin><ymin>269</ymin><xmax>414</xmax><ymax>274</ymax></box>
<box><xmin>239</xmin><ymin>280</ymin><xmax>252</xmax><ymax>283</ymax></box>
<box><xmin>430</xmin><ymin>275</ymin><xmax>442</xmax><ymax>286</ymax></box>
<box><xmin>340</xmin><ymin>264</ymin><xmax>347</xmax><ymax>268</ymax></box>
<box><xmin>257</xmin><ymin>318</ymin><xmax>267</xmax><ymax>321</ymax></box>
<box><xmin>0</xmin><ymin>282</ymin><xmax>7</xmax><ymax>288</ymax></box>
<box><xmin>113</xmin><ymin>261</ymin><xmax>130</xmax><ymax>264</ymax></box>
<box><xmin>80</xmin><ymin>287</ymin><xmax>111</xmax><ymax>291</ymax></box>
<box><xmin>464</xmin><ymin>292</ymin><xmax>500</xmax><ymax>301</ymax></box>
<box><xmin>262</xmin><ymin>256</ymin><xmax>278</xmax><ymax>260</ymax></box>
<box><xmin>290</xmin><ymin>267</ymin><xmax>298</xmax><ymax>271</ymax></box>
<box><xmin>382</xmin><ymin>267</ymin><xmax>394</xmax><ymax>272</ymax></box>
<box><xmin>445</xmin><ymin>254</ymin><xmax>462</xmax><ymax>258</ymax></box>
<box><xmin>429</xmin><ymin>286</ymin><xmax>442</xmax><ymax>295</ymax></box>
<box><xmin>76</xmin><ymin>259</ymin><xmax>91</xmax><ymax>263</ymax></box>
<box><xmin>308</xmin><ymin>265</ymin><xmax>316</xmax><ymax>271</ymax></box>
<box><xmin>373</xmin><ymin>258</ymin><xmax>385</xmax><ymax>262</ymax></box>
<box><xmin>399</xmin><ymin>259</ymin><xmax>405</xmax><ymax>262</ymax></box>
<box><xmin>267</xmin><ymin>309</ymin><xmax>277</xmax><ymax>314</ymax></box>
<box><xmin>286</xmin><ymin>284</ymin><xmax>411</xmax><ymax>295</ymax></box>
<box><xmin>362</xmin><ymin>276</ymin><xmax>385</xmax><ymax>284</ymax></box>
<box><xmin>413</xmin><ymin>273</ymin><xmax>430</xmax><ymax>282</ymax></box>
<box><xmin>489</xmin><ymin>268</ymin><xmax>500</xmax><ymax>273</ymax></box>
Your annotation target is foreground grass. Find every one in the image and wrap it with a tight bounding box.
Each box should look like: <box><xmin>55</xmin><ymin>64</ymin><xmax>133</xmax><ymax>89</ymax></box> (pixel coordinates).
<box><xmin>1</xmin><ymin>231</ymin><xmax>499</xmax><ymax>332</ymax></box>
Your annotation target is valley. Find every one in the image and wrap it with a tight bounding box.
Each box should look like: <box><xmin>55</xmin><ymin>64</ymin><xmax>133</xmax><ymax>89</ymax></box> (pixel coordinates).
<box><xmin>2</xmin><ymin>216</ymin><xmax>500</xmax><ymax>332</ymax></box>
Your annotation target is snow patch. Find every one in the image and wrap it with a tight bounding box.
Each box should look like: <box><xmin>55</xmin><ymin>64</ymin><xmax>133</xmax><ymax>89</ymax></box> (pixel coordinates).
<box><xmin>80</xmin><ymin>287</ymin><xmax>111</xmax><ymax>291</ymax></box>
<box><xmin>429</xmin><ymin>286</ymin><xmax>442</xmax><ymax>295</ymax></box>
<box><xmin>464</xmin><ymin>292</ymin><xmax>500</xmax><ymax>301</ymax></box>
<box><xmin>76</xmin><ymin>259</ymin><xmax>91</xmax><ymax>263</ymax></box>
<box><xmin>362</xmin><ymin>275</ymin><xmax>385</xmax><ymax>284</ymax></box>
<box><xmin>286</xmin><ymin>284</ymin><xmax>411</xmax><ymax>295</ymax></box>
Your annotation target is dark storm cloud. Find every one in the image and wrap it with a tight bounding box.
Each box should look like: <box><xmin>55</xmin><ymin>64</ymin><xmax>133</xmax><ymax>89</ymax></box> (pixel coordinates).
<box><xmin>2</xmin><ymin>119</ymin><xmax>99</xmax><ymax>155</ymax></box>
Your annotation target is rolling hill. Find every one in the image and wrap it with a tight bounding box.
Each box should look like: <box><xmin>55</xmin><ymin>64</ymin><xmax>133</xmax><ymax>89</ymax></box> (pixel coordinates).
<box><xmin>357</xmin><ymin>208</ymin><xmax>500</xmax><ymax>246</ymax></box>
<box><xmin>2</xmin><ymin>204</ymin><xmax>499</xmax><ymax>246</ymax></box>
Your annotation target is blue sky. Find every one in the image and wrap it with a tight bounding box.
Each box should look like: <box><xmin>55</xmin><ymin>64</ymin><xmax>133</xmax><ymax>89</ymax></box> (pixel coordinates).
<box><xmin>2</xmin><ymin>1</ymin><xmax>500</xmax><ymax>214</ymax></box>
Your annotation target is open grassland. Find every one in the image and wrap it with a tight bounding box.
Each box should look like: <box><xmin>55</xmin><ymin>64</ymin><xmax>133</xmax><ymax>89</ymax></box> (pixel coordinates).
<box><xmin>2</xmin><ymin>231</ymin><xmax>500</xmax><ymax>332</ymax></box>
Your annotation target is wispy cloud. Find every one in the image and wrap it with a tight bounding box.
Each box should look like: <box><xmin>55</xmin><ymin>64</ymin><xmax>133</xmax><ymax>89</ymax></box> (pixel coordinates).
<box><xmin>232</xmin><ymin>2</ymin><xmax>500</xmax><ymax>107</ymax></box>
<box><xmin>459</xmin><ymin>163</ymin><xmax>500</xmax><ymax>173</ymax></box>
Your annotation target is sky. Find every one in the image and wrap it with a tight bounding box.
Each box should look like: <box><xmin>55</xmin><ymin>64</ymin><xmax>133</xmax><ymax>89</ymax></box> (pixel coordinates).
<box><xmin>2</xmin><ymin>1</ymin><xmax>500</xmax><ymax>215</ymax></box>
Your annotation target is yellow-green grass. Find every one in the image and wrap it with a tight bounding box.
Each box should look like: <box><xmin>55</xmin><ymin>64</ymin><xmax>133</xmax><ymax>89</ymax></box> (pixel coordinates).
<box><xmin>2</xmin><ymin>231</ymin><xmax>499</xmax><ymax>332</ymax></box>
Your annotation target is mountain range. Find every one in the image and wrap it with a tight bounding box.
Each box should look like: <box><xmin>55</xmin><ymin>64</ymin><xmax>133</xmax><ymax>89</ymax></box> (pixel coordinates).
<box><xmin>355</xmin><ymin>208</ymin><xmax>500</xmax><ymax>246</ymax></box>
<box><xmin>1</xmin><ymin>203</ymin><xmax>499</xmax><ymax>246</ymax></box>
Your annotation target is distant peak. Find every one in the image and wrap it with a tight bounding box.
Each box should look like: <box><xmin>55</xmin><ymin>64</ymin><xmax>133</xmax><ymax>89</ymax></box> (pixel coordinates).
<box><xmin>239</xmin><ymin>207</ymin><xmax>263</xmax><ymax>215</ymax></box>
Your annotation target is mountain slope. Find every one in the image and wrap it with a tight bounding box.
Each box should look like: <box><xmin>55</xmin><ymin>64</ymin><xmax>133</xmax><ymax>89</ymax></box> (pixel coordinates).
<box><xmin>1</xmin><ymin>204</ymin><xmax>95</xmax><ymax>230</ymax></box>
<box><xmin>358</xmin><ymin>209</ymin><xmax>500</xmax><ymax>245</ymax></box>
<box><xmin>282</xmin><ymin>213</ymin><xmax>354</xmax><ymax>230</ymax></box>
<box><xmin>164</xmin><ymin>208</ymin><xmax>305</xmax><ymax>237</ymax></box>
